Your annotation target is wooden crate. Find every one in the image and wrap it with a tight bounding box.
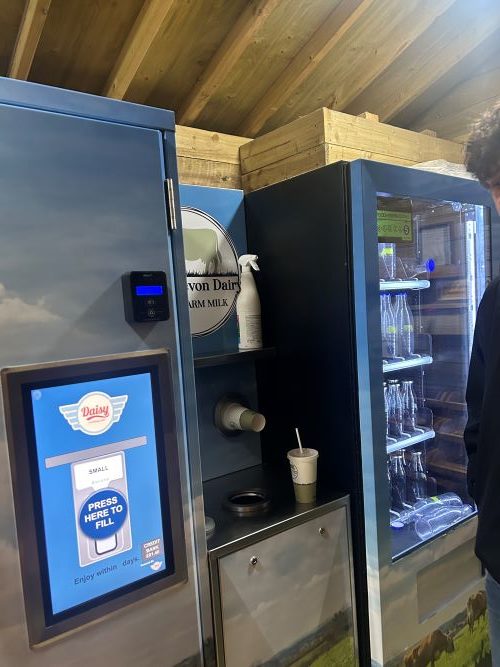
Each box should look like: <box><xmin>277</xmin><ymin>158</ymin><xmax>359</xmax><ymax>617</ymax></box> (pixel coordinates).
<box><xmin>240</xmin><ymin>108</ymin><xmax>465</xmax><ymax>192</ymax></box>
<box><xmin>175</xmin><ymin>125</ymin><xmax>250</xmax><ymax>190</ymax></box>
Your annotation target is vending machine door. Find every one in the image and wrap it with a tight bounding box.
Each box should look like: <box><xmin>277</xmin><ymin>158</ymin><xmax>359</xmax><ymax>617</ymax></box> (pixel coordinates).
<box><xmin>350</xmin><ymin>159</ymin><xmax>498</xmax><ymax>664</ymax></box>
<box><xmin>0</xmin><ymin>79</ymin><xmax>204</xmax><ymax>666</ymax></box>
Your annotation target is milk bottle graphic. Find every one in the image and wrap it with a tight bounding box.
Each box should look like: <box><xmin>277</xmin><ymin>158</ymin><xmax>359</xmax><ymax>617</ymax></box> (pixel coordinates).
<box><xmin>71</xmin><ymin>451</ymin><xmax>132</xmax><ymax>566</ymax></box>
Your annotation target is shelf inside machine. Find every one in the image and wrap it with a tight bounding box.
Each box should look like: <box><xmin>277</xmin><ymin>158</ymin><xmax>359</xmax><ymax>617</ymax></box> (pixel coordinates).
<box><xmin>426</xmin><ymin>398</ymin><xmax>466</xmax><ymax>412</ymax></box>
<box><xmin>386</xmin><ymin>428</ymin><xmax>435</xmax><ymax>454</ymax></box>
<box><xmin>383</xmin><ymin>355</ymin><xmax>433</xmax><ymax>373</ymax></box>
<box><xmin>379</xmin><ymin>279</ymin><xmax>430</xmax><ymax>291</ymax></box>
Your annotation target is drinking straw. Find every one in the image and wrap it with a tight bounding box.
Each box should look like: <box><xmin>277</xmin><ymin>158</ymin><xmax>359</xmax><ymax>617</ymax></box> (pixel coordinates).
<box><xmin>295</xmin><ymin>427</ymin><xmax>303</xmax><ymax>454</ymax></box>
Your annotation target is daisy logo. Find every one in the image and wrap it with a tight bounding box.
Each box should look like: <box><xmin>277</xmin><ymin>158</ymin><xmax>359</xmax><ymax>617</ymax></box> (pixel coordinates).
<box><xmin>59</xmin><ymin>392</ymin><xmax>128</xmax><ymax>436</ymax></box>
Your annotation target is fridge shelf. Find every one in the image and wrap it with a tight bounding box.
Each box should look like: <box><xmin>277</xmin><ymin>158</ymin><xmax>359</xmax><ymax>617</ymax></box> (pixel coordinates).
<box><xmin>386</xmin><ymin>428</ymin><xmax>435</xmax><ymax>454</ymax></box>
<box><xmin>426</xmin><ymin>398</ymin><xmax>466</xmax><ymax>411</ymax></box>
<box><xmin>435</xmin><ymin>431</ymin><xmax>463</xmax><ymax>444</ymax></box>
<box><xmin>383</xmin><ymin>355</ymin><xmax>433</xmax><ymax>373</ymax></box>
<box><xmin>379</xmin><ymin>279</ymin><xmax>430</xmax><ymax>291</ymax></box>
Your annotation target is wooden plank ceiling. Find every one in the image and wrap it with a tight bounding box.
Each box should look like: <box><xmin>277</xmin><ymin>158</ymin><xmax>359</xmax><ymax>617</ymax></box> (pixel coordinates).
<box><xmin>1</xmin><ymin>0</ymin><xmax>500</xmax><ymax>143</ymax></box>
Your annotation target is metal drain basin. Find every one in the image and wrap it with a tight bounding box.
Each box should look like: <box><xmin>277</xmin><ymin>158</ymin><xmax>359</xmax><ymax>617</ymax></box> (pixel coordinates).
<box><xmin>223</xmin><ymin>488</ymin><xmax>271</xmax><ymax>516</ymax></box>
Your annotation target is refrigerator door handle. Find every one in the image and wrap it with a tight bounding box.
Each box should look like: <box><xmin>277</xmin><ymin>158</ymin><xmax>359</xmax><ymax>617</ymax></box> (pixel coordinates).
<box><xmin>165</xmin><ymin>177</ymin><xmax>178</xmax><ymax>231</ymax></box>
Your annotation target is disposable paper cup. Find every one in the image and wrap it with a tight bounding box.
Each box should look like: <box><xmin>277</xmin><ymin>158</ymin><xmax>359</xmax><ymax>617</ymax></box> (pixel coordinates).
<box><xmin>287</xmin><ymin>448</ymin><xmax>319</xmax><ymax>504</ymax></box>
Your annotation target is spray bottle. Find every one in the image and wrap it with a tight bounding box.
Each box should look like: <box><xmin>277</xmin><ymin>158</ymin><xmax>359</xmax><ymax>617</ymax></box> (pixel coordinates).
<box><xmin>237</xmin><ymin>254</ymin><xmax>262</xmax><ymax>350</ymax></box>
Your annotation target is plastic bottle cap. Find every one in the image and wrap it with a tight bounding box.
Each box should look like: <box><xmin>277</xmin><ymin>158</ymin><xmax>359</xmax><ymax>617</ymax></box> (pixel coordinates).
<box><xmin>426</xmin><ymin>258</ymin><xmax>435</xmax><ymax>272</ymax></box>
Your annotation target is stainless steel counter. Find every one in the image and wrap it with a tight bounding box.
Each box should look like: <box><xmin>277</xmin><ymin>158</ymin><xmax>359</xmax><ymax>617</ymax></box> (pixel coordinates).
<box><xmin>204</xmin><ymin>465</ymin><xmax>357</xmax><ymax>666</ymax></box>
<box><xmin>204</xmin><ymin>464</ymin><xmax>348</xmax><ymax>554</ymax></box>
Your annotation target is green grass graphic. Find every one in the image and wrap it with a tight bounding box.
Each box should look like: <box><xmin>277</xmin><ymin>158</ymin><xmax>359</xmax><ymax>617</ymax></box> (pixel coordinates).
<box><xmin>433</xmin><ymin>616</ymin><xmax>490</xmax><ymax>667</ymax></box>
<box><xmin>288</xmin><ymin>635</ymin><xmax>356</xmax><ymax>667</ymax></box>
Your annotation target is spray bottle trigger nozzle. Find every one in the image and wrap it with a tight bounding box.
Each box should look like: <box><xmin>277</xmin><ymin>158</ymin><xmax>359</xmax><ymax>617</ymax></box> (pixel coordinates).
<box><xmin>238</xmin><ymin>254</ymin><xmax>260</xmax><ymax>272</ymax></box>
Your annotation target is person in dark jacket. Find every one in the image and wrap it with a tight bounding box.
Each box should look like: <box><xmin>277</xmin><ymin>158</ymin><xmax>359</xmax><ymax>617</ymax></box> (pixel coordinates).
<box><xmin>465</xmin><ymin>102</ymin><xmax>500</xmax><ymax>666</ymax></box>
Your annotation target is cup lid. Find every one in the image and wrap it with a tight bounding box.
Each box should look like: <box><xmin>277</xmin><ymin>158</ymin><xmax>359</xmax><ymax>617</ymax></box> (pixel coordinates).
<box><xmin>287</xmin><ymin>448</ymin><xmax>318</xmax><ymax>459</ymax></box>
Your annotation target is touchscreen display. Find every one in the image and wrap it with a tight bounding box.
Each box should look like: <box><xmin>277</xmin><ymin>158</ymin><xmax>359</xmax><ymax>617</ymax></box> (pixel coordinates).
<box><xmin>30</xmin><ymin>371</ymin><xmax>168</xmax><ymax>615</ymax></box>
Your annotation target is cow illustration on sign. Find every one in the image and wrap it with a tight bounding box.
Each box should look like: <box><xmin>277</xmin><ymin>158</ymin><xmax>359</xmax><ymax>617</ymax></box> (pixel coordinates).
<box><xmin>184</xmin><ymin>228</ymin><xmax>224</xmax><ymax>275</ymax></box>
<box><xmin>467</xmin><ymin>590</ymin><xmax>487</xmax><ymax>633</ymax></box>
<box><xmin>404</xmin><ymin>629</ymin><xmax>454</xmax><ymax>666</ymax></box>
<box><xmin>181</xmin><ymin>207</ymin><xmax>240</xmax><ymax>337</ymax></box>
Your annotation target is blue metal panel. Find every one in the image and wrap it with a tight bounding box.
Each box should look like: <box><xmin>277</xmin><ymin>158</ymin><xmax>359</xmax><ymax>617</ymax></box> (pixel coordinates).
<box><xmin>0</xmin><ymin>86</ymin><xmax>203</xmax><ymax>665</ymax></box>
<box><xmin>0</xmin><ymin>76</ymin><xmax>175</xmax><ymax>131</ymax></box>
<box><xmin>163</xmin><ymin>131</ymin><xmax>214</xmax><ymax>657</ymax></box>
<box><xmin>179</xmin><ymin>185</ymin><xmax>247</xmax><ymax>355</ymax></box>
<box><xmin>195</xmin><ymin>363</ymin><xmax>262</xmax><ymax>481</ymax></box>
<box><xmin>178</xmin><ymin>186</ymin><xmax>261</xmax><ymax>481</ymax></box>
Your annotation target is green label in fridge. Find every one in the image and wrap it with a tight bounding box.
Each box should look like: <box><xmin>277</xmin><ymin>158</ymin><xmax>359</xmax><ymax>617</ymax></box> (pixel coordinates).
<box><xmin>377</xmin><ymin>210</ymin><xmax>413</xmax><ymax>242</ymax></box>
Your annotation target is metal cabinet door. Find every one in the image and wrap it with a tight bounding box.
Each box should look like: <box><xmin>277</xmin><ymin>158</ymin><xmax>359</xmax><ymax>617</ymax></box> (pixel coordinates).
<box><xmin>217</xmin><ymin>506</ymin><xmax>357</xmax><ymax>666</ymax></box>
<box><xmin>0</xmin><ymin>98</ymin><xmax>202</xmax><ymax>666</ymax></box>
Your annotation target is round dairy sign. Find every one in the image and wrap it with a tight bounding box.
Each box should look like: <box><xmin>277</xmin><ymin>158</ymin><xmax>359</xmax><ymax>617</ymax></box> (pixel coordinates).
<box><xmin>181</xmin><ymin>207</ymin><xmax>240</xmax><ymax>337</ymax></box>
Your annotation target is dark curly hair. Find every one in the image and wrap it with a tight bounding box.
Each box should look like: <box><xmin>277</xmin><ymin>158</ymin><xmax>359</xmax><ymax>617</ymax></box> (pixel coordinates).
<box><xmin>465</xmin><ymin>103</ymin><xmax>500</xmax><ymax>185</ymax></box>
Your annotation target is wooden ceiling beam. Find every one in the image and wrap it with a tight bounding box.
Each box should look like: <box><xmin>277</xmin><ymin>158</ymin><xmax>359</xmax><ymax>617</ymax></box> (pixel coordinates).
<box><xmin>412</xmin><ymin>61</ymin><xmax>500</xmax><ymax>143</ymax></box>
<box><xmin>103</xmin><ymin>0</ymin><xmax>175</xmax><ymax>100</ymax></box>
<box><xmin>177</xmin><ymin>0</ymin><xmax>281</xmax><ymax>127</ymax></box>
<box><xmin>345</xmin><ymin>0</ymin><xmax>500</xmax><ymax>123</ymax></box>
<box><xmin>391</xmin><ymin>28</ymin><xmax>500</xmax><ymax>131</ymax></box>
<box><xmin>333</xmin><ymin>0</ymin><xmax>457</xmax><ymax>112</ymax></box>
<box><xmin>238</xmin><ymin>0</ymin><xmax>375</xmax><ymax>138</ymax></box>
<box><xmin>8</xmin><ymin>0</ymin><xmax>51</xmax><ymax>80</ymax></box>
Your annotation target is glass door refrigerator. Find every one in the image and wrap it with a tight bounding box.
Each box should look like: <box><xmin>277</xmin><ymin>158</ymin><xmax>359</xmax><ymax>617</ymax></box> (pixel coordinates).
<box><xmin>246</xmin><ymin>160</ymin><xmax>499</xmax><ymax>666</ymax></box>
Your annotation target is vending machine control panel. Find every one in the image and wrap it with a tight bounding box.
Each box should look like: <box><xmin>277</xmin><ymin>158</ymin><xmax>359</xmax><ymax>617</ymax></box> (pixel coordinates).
<box><xmin>126</xmin><ymin>271</ymin><xmax>169</xmax><ymax>322</ymax></box>
<box><xmin>1</xmin><ymin>350</ymin><xmax>186</xmax><ymax>645</ymax></box>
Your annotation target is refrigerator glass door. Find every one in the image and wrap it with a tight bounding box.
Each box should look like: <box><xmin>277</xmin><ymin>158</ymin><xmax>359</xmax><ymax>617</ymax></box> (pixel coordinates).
<box><xmin>377</xmin><ymin>194</ymin><xmax>489</xmax><ymax>559</ymax></box>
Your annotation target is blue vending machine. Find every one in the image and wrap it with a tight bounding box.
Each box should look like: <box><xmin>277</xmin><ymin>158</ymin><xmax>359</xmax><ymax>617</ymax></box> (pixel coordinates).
<box><xmin>0</xmin><ymin>78</ymin><xmax>207</xmax><ymax>666</ymax></box>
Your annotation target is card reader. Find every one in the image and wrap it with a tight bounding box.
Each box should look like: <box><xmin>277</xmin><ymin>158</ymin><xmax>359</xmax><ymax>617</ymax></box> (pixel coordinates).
<box><xmin>124</xmin><ymin>271</ymin><xmax>169</xmax><ymax>322</ymax></box>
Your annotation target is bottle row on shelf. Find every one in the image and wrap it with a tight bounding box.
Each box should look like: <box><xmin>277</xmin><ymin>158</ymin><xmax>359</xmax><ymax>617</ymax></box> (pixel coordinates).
<box><xmin>389</xmin><ymin>487</ymin><xmax>474</xmax><ymax>541</ymax></box>
<box><xmin>389</xmin><ymin>448</ymin><xmax>429</xmax><ymax>509</ymax></box>
<box><xmin>378</xmin><ymin>242</ymin><xmax>435</xmax><ymax>282</ymax></box>
<box><xmin>389</xmin><ymin>447</ymin><xmax>473</xmax><ymax>540</ymax></box>
<box><xmin>380</xmin><ymin>292</ymin><xmax>416</xmax><ymax>359</ymax></box>
<box><xmin>384</xmin><ymin>378</ymin><xmax>433</xmax><ymax>446</ymax></box>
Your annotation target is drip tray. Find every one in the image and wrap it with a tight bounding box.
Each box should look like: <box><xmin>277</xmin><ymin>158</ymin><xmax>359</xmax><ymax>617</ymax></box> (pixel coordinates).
<box><xmin>223</xmin><ymin>488</ymin><xmax>271</xmax><ymax>517</ymax></box>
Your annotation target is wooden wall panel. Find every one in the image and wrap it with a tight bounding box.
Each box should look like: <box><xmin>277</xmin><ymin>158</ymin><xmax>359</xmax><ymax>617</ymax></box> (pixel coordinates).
<box><xmin>127</xmin><ymin>0</ymin><xmax>247</xmax><ymax>108</ymax></box>
<box><xmin>344</xmin><ymin>0</ymin><xmax>500</xmax><ymax>122</ymax></box>
<box><xmin>258</xmin><ymin>0</ymin><xmax>455</xmax><ymax>134</ymax></box>
<box><xmin>177</xmin><ymin>0</ymin><xmax>283</xmax><ymax>127</ymax></box>
<box><xmin>176</xmin><ymin>125</ymin><xmax>250</xmax><ymax>189</ymax></box>
<box><xmin>391</xmin><ymin>29</ymin><xmax>500</xmax><ymax>133</ymax></box>
<box><xmin>29</xmin><ymin>0</ymin><xmax>143</xmax><ymax>93</ymax></box>
<box><xmin>240</xmin><ymin>108</ymin><xmax>464</xmax><ymax>192</ymax></box>
<box><xmin>8</xmin><ymin>0</ymin><xmax>52</xmax><ymax>80</ymax></box>
<box><xmin>2</xmin><ymin>0</ymin><xmax>500</xmax><ymax>152</ymax></box>
<box><xmin>0</xmin><ymin>1</ymin><xmax>25</xmax><ymax>76</ymax></box>
<box><xmin>411</xmin><ymin>57</ymin><xmax>500</xmax><ymax>143</ymax></box>
<box><xmin>193</xmin><ymin>0</ymin><xmax>338</xmax><ymax>135</ymax></box>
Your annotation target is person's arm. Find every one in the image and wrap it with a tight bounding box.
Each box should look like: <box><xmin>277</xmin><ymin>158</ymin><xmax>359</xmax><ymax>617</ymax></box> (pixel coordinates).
<box><xmin>464</xmin><ymin>281</ymin><xmax>495</xmax><ymax>501</ymax></box>
<box><xmin>464</xmin><ymin>327</ymin><xmax>484</xmax><ymax>501</ymax></box>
